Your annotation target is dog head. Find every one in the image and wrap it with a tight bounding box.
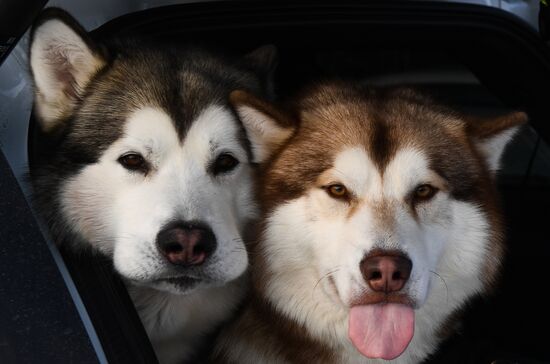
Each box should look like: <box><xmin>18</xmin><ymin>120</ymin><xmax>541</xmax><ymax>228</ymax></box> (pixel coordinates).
<box><xmin>231</xmin><ymin>83</ymin><xmax>526</xmax><ymax>360</ymax></box>
<box><xmin>28</xmin><ymin>8</ymin><xmax>277</xmax><ymax>294</ymax></box>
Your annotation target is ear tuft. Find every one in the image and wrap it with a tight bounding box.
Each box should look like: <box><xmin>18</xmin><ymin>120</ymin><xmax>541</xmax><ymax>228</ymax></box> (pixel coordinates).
<box><xmin>467</xmin><ymin>111</ymin><xmax>528</xmax><ymax>172</ymax></box>
<box><xmin>243</xmin><ymin>45</ymin><xmax>278</xmax><ymax>98</ymax></box>
<box><xmin>244</xmin><ymin>44</ymin><xmax>278</xmax><ymax>76</ymax></box>
<box><xmin>230</xmin><ymin>90</ymin><xmax>294</xmax><ymax>163</ymax></box>
<box><xmin>30</xmin><ymin>9</ymin><xmax>106</xmax><ymax>131</ymax></box>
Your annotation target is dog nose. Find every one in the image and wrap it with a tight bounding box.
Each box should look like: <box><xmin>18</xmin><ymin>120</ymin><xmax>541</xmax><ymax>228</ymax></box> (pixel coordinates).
<box><xmin>360</xmin><ymin>252</ymin><xmax>412</xmax><ymax>293</ymax></box>
<box><xmin>156</xmin><ymin>221</ymin><xmax>217</xmax><ymax>266</ymax></box>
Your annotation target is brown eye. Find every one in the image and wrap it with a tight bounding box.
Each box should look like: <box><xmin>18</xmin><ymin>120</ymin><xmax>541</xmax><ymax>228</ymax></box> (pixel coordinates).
<box><xmin>212</xmin><ymin>153</ymin><xmax>239</xmax><ymax>175</ymax></box>
<box><xmin>326</xmin><ymin>184</ymin><xmax>348</xmax><ymax>199</ymax></box>
<box><xmin>414</xmin><ymin>184</ymin><xmax>437</xmax><ymax>201</ymax></box>
<box><xmin>118</xmin><ymin>153</ymin><xmax>147</xmax><ymax>172</ymax></box>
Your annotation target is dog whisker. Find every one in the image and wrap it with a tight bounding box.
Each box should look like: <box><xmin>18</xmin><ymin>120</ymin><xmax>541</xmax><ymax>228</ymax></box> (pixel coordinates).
<box><xmin>429</xmin><ymin>270</ymin><xmax>449</xmax><ymax>305</ymax></box>
<box><xmin>313</xmin><ymin>267</ymin><xmax>341</xmax><ymax>295</ymax></box>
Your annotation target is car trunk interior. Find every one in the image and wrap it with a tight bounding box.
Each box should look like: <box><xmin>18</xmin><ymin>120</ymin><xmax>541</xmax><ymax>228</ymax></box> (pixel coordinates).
<box><xmin>8</xmin><ymin>2</ymin><xmax>550</xmax><ymax>363</ymax></box>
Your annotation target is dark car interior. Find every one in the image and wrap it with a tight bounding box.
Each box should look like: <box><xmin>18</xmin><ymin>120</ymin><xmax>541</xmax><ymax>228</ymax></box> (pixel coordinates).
<box><xmin>1</xmin><ymin>2</ymin><xmax>550</xmax><ymax>363</ymax></box>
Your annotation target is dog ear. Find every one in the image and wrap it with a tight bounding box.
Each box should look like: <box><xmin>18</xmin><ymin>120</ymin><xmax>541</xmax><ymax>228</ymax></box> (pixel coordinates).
<box><xmin>466</xmin><ymin>111</ymin><xmax>528</xmax><ymax>172</ymax></box>
<box><xmin>29</xmin><ymin>8</ymin><xmax>107</xmax><ymax>132</ymax></box>
<box><xmin>244</xmin><ymin>44</ymin><xmax>278</xmax><ymax>77</ymax></box>
<box><xmin>243</xmin><ymin>45</ymin><xmax>278</xmax><ymax>98</ymax></box>
<box><xmin>230</xmin><ymin>90</ymin><xmax>294</xmax><ymax>163</ymax></box>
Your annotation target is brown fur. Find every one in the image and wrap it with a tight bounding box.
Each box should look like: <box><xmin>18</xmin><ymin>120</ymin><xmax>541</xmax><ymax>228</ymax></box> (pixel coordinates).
<box><xmin>212</xmin><ymin>82</ymin><xmax>527</xmax><ymax>363</ymax></box>
<box><xmin>213</xmin><ymin>292</ymin><xmax>337</xmax><ymax>363</ymax></box>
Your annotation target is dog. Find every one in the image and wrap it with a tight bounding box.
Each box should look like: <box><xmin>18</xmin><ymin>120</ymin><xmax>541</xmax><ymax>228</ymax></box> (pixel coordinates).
<box><xmin>28</xmin><ymin>8</ymin><xmax>276</xmax><ymax>364</ymax></box>
<box><xmin>212</xmin><ymin>82</ymin><xmax>527</xmax><ymax>363</ymax></box>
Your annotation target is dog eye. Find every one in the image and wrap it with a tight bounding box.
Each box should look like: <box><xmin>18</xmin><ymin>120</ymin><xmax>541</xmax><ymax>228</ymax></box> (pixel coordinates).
<box><xmin>325</xmin><ymin>184</ymin><xmax>348</xmax><ymax>199</ymax></box>
<box><xmin>118</xmin><ymin>153</ymin><xmax>147</xmax><ymax>172</ymax></box>
<box><xmin>414</xmin><ymin>184</ymin><xmax>438</xmax><ymax>201</ymax></box>
<box><xmin>213</xmin><ymin>153</ymin><xmax>239</xmax><ymax>175</ymax></box>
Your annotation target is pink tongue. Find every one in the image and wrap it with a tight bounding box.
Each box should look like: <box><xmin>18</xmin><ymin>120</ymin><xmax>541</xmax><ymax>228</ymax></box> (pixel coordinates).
<box><xmin>349</xmin><ymin>304</ymin><xmax>415</xmax><ymax>360</ymax></box>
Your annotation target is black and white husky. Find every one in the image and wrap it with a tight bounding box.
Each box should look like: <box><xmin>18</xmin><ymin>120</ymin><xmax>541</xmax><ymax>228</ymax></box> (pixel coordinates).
<box><xmin>28</xmin><ymin>8</ymin><xmax>276</xmax><ymax>364</ymax></box>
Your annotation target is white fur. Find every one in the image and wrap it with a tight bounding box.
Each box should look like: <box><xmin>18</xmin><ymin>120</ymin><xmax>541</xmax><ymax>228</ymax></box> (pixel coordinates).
<box><xmin>129</xmin><ymin>276</ymin><xmax>247</xmax><ymax>364</ymax></box>
<box><xmin>254</xmin><ymin>146</ymin><xmax>492</xmax><ymax>363</ymax></box>
<box><xmin>235</xmin><ymin>105</ymin><xmax>293</xmax><ymax>163</ymax></box>
<box><xmin>476</xmin><ymin>126</ymin><xmax>520</xmax><ymax>172</ymax></box>
<box><xmin>61</xmin><ymin>105</ymin><xmax>257</xmax><ymax>363</ymax></box>
<box><xmin>30</xmin><ymin>19</ymin><xmax>105</xmax><ymax>129</ymax></box>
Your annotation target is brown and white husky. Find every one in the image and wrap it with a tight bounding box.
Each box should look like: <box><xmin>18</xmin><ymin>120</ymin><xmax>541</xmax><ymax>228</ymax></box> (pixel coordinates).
<box><xmin>213</xmin><ymin>82</ymin><xmax>526</xmax><ymax>363</ymax></box>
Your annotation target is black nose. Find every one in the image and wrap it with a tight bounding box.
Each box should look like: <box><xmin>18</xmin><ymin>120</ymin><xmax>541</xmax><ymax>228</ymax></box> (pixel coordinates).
<box><xmin>156</xmin><ymin>221</ymin><xmax>217</xmax><ymax>266</ymax></box>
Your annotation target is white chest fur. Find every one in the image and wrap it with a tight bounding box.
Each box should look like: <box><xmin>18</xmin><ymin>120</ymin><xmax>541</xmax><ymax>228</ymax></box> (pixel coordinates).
<box><xmin>128</xmin><ymin>277</ymin><xmax>246</xmax><ymax>364</ymax></box>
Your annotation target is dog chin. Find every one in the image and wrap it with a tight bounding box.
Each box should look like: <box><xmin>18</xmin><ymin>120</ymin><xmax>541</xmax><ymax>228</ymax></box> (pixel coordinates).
<box><xmin>130</xmin><ymin>276</ymin><xmax>206</xmax><ymax>295</ymax></box>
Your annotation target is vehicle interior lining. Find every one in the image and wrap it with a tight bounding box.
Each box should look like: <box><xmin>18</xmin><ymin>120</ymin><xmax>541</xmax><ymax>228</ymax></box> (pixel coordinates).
<box><xmin>24</xmin><ymin>3</ymin><xmax>550</xmax><ymax>363</ymax></box>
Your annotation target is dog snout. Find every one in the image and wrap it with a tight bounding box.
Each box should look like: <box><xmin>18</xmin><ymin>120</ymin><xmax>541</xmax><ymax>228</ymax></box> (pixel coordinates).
<box><xmin>156</xmin><ymin>221</ymin><xmax>217</xmax><ymax>266</ymax></box>
<box><xmin>360</xmin><ymin>251</ymin><xmax>412</xmax><ymax>293</ymax></box>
